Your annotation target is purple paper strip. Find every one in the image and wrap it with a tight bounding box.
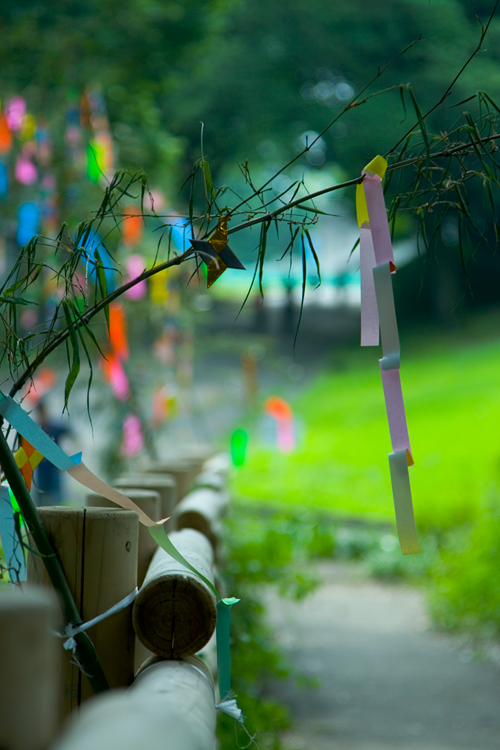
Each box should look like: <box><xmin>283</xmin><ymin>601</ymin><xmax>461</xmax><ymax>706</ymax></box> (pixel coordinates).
<box><xmin>364</xmin><ymin>174</ymin><xmax>395</xmax><ymax>267</ymax></box>
<box><xmin>380</xmin><ymin>364</ymin><xmax>412</xmax><ymax>457</ymax></box>
<box><xmin>360</xmin><ymin>224</ymin><xmax>379</xmax><ymax>347</ymax></box>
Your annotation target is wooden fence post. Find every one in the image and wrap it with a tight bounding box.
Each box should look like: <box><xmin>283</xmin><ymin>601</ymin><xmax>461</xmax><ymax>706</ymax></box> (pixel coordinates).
<box><xmin>202</xmin><ymin>452</ymin><xmax>231</xmax><ymax>479</ymax></box>
<box><xmin>86</xmin><ymin>490</ymin><xmax>160</xmax><ymax>586</ymax></box>
<box><xmin>51</xmin><ymin>657</ymin><xmax>216</xmax><ymax>750</ymax></box>
<box><xmin>86</xmin><ymin>490</ymin><xmax>162</xmax><ymax>672</ymax></box>
<box><xmin>173</xmin><ymin>487</ymin><xmax>229</xmax><ymax>558</ymax></box>
<box><xmin>133</xmin><ymin>528</ymin><xmax>217</xmax><ymax>658</ymax></box>
<box><xmin>113</xmin><ymin>475</ymin><xmax>176</xmax><ymax>531</ymax></box>
<box><xmin>0</xmin><ymin>587</ymin><xmax>60</xmax><ymax>750</ymax></box>
<box><xmin>27</xmin><ymin>507</ymin><xmax>138</xmax><ymax>716</ymax></box>
<box><xmin>141</xmin><ymin>459</ymin><xmax>197</xmax><ymax>502</ymax></box>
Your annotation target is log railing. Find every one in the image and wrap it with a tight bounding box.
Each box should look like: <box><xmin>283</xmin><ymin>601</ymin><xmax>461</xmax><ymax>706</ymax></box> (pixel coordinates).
<box><xmin>0</xmin><ymin>450</ymin><xmax>233</xmax><ymax>750</ymax></box>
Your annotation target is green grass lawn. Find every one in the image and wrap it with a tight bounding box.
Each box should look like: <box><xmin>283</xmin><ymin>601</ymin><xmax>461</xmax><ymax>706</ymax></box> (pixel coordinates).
<box><xmin>233</xmin><ymin>319</ymin><xmax>500</xmax><ymax>530</ymax></box>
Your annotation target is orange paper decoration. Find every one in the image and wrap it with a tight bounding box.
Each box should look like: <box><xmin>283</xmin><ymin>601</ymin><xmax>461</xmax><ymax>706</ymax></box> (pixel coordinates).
<box><xmin>109</xmin><ymin>302</ymin><xmax>129</xmax><ymax>360</ymax></box>
<box><xmin>0</xmin><ymin>112</ymin><xmax>12</xmax><ymax>154</ymax></box>
<box><xmin>123</xmin><ymin>205</ymin><xmax>143</xmax><ymax>248</ymax></box>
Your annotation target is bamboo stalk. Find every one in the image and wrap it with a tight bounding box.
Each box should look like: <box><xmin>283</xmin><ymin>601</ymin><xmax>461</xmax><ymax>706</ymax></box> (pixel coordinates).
<box><xmin>0</xmin><ymin>429</ymin><xmax>109</xmax><ymax>695</ymax></box>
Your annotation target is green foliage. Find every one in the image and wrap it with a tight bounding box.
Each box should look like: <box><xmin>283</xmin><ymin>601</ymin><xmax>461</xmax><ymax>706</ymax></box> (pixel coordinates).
<box><xmin>233</xmin><ymin>313</ymin><xmax>500</xmax><ymax>532</ymax></box>
<box><xmin>429</xmin><ymin>493</ymin><xmax>500</xmax><ymax>637</ymax></box>
<box><xmin>217</xmin><ymin>507</ymin><xmax>320</xmax><ymax>749</ymax></box>
<box><xmin>174</xmin><ymin>0</ymin><xmax>500</xmax><ymax>172</ymax></box>
<box><xmin>0</xmin><ymin>0</ymin><xmax>215</xmax><ymax>188</ymax></box>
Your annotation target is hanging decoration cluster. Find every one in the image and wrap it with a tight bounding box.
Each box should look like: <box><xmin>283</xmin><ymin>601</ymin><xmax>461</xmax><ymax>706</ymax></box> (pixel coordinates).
<box><xmin>357</xmin><ymin>156</ymin><xmax>420</xmax><ymax>556</ymax></box>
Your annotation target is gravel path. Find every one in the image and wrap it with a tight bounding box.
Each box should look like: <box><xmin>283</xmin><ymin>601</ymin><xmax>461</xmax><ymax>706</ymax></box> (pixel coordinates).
<box><xmin>268</xmin><ymin>562</ymin><xmax>500</xmax><ymax>750</ymax></box>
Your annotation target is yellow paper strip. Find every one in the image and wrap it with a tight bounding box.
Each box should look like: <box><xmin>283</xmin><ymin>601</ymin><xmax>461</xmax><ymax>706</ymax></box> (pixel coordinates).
<box><xmin>356</xmin><ymin>155</ymin><xmax>388</xmax><ymax>227</ymax></box>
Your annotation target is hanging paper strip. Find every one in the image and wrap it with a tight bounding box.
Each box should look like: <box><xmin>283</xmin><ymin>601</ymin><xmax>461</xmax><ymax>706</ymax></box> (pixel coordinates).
<box><xmin>359</xmin><ymin>226</ymin><xmax>379</xmax><ymax>346</ymax></box>
<box><xmin>0</xmin><ymin>484</ymin><xmax>26</xmax><ymax>583</ymax></box>
<box><xmin>372</xmin><ymin>262</ymin><xmax>400</xmax><ymax>371</ymax></box>
<box><xmin>357</xmin><ymin>156</ymin><xmax>419</xmax><ymax>555</ymax></box>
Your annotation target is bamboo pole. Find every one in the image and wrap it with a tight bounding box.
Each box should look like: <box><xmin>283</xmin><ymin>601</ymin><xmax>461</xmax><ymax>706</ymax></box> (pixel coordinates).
<box><xmin>0</xmin><ymin>587</ymin><xmax>61</xmax><ymax>750</ymax></box>
<box><xmin>173</xmin><ymin>488</ymin><xmax>229</xmax><ymax>555</ymax></box>
<box><xmin>0</xmin><ymin>430</ymin><xmax>109</xmax><ymax>696</ymax></box>
<box><xmin>113</xmin><ymin>475</ymin><xmax>176</xmax><ymax>531</ymax></box>
<box><xmin>28</xmin><ymin>507</ymin><xmax>138</xmax><ymax>716</ymax></box>
<box><xmin>86</xmin><ymin>490</ymin><xmax>160</xmax><ymax>586</ymax></box>
<box><xmin>133</xmin><ymin>529</ymin><xmax>216</xmax><ymax>658</ymax></box>
<box><xmin>51</xmin><ymin>657</ymin><xmax>216</xmax><ymax>750</ymax></box>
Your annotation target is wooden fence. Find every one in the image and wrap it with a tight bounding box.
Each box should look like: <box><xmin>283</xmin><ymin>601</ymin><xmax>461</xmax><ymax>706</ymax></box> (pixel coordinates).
<box><xmin>0</xmin><ymin>449</ymin><xmax>232</xmax><ymax>750</ymax></box>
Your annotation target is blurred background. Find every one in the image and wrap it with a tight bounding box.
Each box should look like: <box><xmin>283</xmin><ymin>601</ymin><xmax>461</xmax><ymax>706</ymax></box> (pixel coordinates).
<box><xmin>2</xmin><ymin>0</ymin><xmax>500</xmax><ymax>747</ymax></box>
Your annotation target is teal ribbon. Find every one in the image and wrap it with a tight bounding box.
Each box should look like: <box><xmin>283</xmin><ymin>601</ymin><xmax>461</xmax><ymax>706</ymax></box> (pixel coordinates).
<box><xmin>216</xmin><ymin>597</ymin><xmax>239</xmax><ymax>700</ymax></box>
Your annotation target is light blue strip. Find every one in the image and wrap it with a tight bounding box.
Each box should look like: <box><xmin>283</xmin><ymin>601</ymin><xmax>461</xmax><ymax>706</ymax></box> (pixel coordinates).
<box><xmin>0</xmin><ymin>392</ymin><xmax>77</xmax><ymax>471</ymax></box>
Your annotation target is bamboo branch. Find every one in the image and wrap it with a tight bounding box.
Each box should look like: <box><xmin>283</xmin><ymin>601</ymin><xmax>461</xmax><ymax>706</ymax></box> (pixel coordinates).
<box><xmin>0</xmin><ymin>429</ymin><xmax>109</xmax><ymax>694</ymax></box>
<box><xmin>9</xmin><ymin>126</ymin><xmax>500</xmax><ymax>400</ymax></box>
<box><xmin>9</xmin><ymin>249</ymin><xmax>193</xmax><ymax>398</ymax></box>
<box><xmin>388</xmin><ymin>0</ymin><xmax>500</xmax><ymax>155</ymax></box>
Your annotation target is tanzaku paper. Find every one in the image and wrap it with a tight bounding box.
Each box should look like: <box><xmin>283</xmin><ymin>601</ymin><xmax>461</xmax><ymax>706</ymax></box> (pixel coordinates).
<box><xmin>389</xmin><ymin>450</ymin><xmax>420</xmax><ymax>555</ymax></box>
<box><xmin>379</xmin><ymin>365</ymin><xmax>413</xmax><ymax>465</ymax></box>
<box><xmin>360</xmin><ymin>224</ymin><xmax>379</xmax><ymax>347</ymax></box>
<box><xmin>372</xmin><ymin>262</ymin><xmax>401</xmax><ymax>371</ymax></box>
<box><xmin>357</xmin><ymin>155</ymin><xmax>420</xmax><ymax>555</ymax></box>
<box><xmin>364</xmin><ymin>173</ymin><xmax>396</xmax><ymax>268</ymax></box>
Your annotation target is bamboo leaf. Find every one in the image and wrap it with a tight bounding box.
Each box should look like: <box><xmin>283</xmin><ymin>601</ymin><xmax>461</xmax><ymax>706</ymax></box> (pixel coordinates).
<box><xmin>293</xmin><ymin>234</ymin><xmax>307</xmax><ymax>351</ymax></box>
<box><xmin>408</xmin><ymin>86</ymin><xmax>430</xmax><ymax>156</ymax></box>
<box><xmin>304</xmin><ymin>228</ymin><xmax>321</xmax><ymax>285</ymax></box>
<box><xmin>62</xmin><ymin>301</ymin><xmax>81</xmax><ymax>411</ymax></box>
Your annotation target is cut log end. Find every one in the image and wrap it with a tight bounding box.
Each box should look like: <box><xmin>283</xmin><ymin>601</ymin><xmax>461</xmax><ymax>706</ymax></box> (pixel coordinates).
<box><xmin>133</xmin><ymin>573</ymin><xmax>217</xmax><ymax>658</ymax></box>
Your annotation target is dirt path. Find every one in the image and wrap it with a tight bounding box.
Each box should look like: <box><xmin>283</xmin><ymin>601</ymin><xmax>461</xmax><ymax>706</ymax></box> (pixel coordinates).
<box><xmin>267</xmin><ymin>562</ymin><xmax>500</xmax><ymax>750</ymax></box>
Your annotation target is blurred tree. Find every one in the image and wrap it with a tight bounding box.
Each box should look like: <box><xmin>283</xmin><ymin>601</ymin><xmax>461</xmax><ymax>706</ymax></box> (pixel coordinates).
<box><xmin>172</xmin><ymin>0</ymin><xmax>500</xmax><ymax>175</ymax></box>
<box><xmin>0</xmin><ymin>0</ymin><xmax>220</xmax><ymax>196</ymax></box>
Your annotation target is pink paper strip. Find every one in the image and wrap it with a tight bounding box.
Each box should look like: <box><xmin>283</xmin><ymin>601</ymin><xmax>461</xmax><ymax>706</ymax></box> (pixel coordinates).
<box><xmin>360</xmin><ymin>223</ymin><xmax>379</xmax><ymax>347</ymax></box>
<box><xmin>380</xmin><ymin>364</ymin><xmax>412</xmax><ymax>457</ymax></box>
<box><xmin>363</xmin><ymin>174</ymin><xmax>395</xmax><ymax>267</ymax></box>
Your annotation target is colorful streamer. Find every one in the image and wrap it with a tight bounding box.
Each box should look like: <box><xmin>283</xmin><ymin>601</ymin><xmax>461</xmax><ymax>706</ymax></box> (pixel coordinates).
<box><xmin>109</xmin><ymin>303</ymin><xmax>129</xmax><ymax>360</ymax></box>
<box><xmin>357</xmin><ymin>155</ymin><xmax>419</xmax><ymax>555</ymax></box>
<box><xmin>124</xmin><ymin>255</ymin><xmax>147</xmax><ymax>300</ymax></box>
<box><xmin>16</xmin><ymin>203</ymin><xmax>39</xmax><ymax>248</ymax></box>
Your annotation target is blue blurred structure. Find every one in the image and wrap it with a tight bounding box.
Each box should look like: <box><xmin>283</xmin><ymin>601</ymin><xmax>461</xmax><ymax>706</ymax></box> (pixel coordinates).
<box><xmin>16</xmin><ymin>202</ymin><xmax>39</xmax><ymax>247</ymax></box>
